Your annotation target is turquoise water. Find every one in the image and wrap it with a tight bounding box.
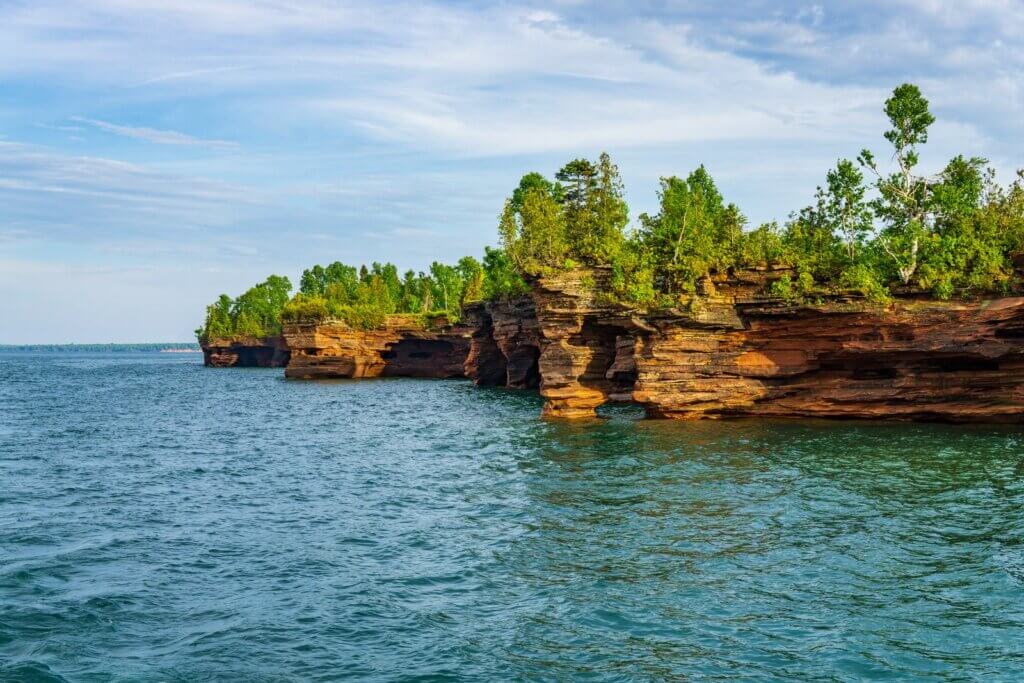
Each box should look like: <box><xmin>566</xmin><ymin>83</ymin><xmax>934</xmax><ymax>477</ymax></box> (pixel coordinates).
<box><xmin>2</xmin><ymin>352</ymin><xmax>1023</xmax><ymax>681</ymax></box>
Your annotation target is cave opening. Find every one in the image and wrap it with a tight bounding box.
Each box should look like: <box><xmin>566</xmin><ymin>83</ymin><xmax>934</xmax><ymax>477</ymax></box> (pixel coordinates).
<box><xmin>506</xmin><ymin>345</ymin><xmax>541</xmax><ymax>389</ymax></box>
<box><xmin>928</xmin><ymin>356</ymin><xmax>1001</xmax><ymax>372</ymax></box>
<box><xmin>380</xmin><ymin>338</ymin><xmax>465</xmax><ymax>378</ymax></box>
<box><xmin>574</xmin><ymin>321</ymin><xmax>639</xmax><ymax>404</ymax></box>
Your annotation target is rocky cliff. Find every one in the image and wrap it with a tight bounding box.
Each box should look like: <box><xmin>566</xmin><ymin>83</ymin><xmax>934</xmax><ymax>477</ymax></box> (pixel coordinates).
<box><xmin>202</xmin><ymin>336</ymin><xmax>290</xmax><ymax>367</ymax></box>
<box><xmin>281</xmin><ymin>315</ymin><xmax>472</xmax><ymax>379</ymax></box>
<box><xmin>632</xmin><ymin>298</ymin><xmax>1024</xmax><ymax>422</ymax></box>
<box><xmin>463</xmin><ymin>297</ymin><xmax>542</xmax><ymax>389</ymax></box>
<box><xmin>207</xmin><ymin>269</ymin><xmax>1024</xmax><ymax>423</ymax></box>
<box><xmin>527</xmin><ymin>268</ymin><xmax>1024</xmax><ymax>423</ymax></box>
<box><xmin>528</xmin><ymin>269</ymin><xmax>639</xmax><ymax>417</ymax></box>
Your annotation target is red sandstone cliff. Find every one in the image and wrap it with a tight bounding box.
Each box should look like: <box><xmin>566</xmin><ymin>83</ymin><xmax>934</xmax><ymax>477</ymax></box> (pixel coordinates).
<box><xmin>528</xmin><ymin>268</ymin><xmax>1024</xmax><ymax>423</ymax></box>
<box><xmin>206</xmin><ymin>268</ymin><xmax>1024</xmax><ymax>424</ymax></box>
<box><xmin>634</xmin><ymin>298</ymin><xmax>1024</xmax><ymax>422</ymax></box>
<box><xmin>463</xmin><ymin>297</ymin><xmax>542</xmax><ymax>389</ymax></box>
<box><xmin>202</xmin><ymin>335</ymin><xmax>290</xmax><ymax>368</ymax></box>
<box><xmin>281</xmin><ymin>315</ymin><xmax>472</xmax><ymax>379</ymax></box>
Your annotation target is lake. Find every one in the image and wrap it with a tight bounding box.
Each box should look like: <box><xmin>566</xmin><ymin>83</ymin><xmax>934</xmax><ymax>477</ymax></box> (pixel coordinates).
<box><xmin>2</xmin><ymin>352</ymin><xmax>1023</xmax><ymax>680</ymax></box>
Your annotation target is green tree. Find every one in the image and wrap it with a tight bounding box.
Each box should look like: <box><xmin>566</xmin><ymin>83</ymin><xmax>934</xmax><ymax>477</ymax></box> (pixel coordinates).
<box><xmin>638</xmin><ymin>165</ymin><xmax>744</xmax><ymax>291</ymax></box>
<box><xmin>299</xmin><ymin>264</ymin><xmax>326</xmax><ymax>295</ymax></box>
<box><xmin>499</xmin><ymin>179</ymin><xmax>569</xmax><ymax>273</ymax></box>
<box><xmin>200</xmin><ymin>294</ymin><xmax>234</xmax><ymax>342</ymax></box>
<box><xmin>428</xmin><ymin>262</ymin><xmax>462</xmax><ymax>316</ymax></box>
<box><xmin>823</xmin><ymin>159</ymin><xmax>873</xmax><ymax>260</ymax></box>
<box><xmin>482</xmin><ymin>246</ymin><xmax>528</xmax><ymax>300</ymax></box>
<box><xmin>858</xmin><ymin>83</ymin><xmax>936</xmax><ymax>284</ymax></box>
<box><xmin>324</xmin><ymin>262</ymin><xmax>359</xmax><ymax>299</ymax></box>
<box><xmin>457</xmin><ymin>256</ymin><xmax>485</xmax><ymax>304</ymax></box>
<box><xmin>511</xmin><ymin>172</ymin><xmax>563</xmax><ymax>213</ymax></box>
<box><xmin>556</xmin><ymin>157</ymin><xmax>598</xmax><ymax>254</ymax></box>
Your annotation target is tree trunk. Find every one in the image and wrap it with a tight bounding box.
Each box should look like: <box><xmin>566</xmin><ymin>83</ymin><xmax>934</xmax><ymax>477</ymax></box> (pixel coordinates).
<box><xmin>672</xmin><ymin>204</ymin><xmax>689</xmax><ymax>265</ymax></box>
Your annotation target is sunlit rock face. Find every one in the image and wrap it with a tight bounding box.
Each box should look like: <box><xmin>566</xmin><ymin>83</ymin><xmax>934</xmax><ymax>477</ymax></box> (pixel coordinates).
<box><xmin>529</xmin><ymin>268</ymin><xmax>639</xmax><ymax>419</ymax></box>
<box><xmin>529</xmin><ymin>268</ymin><xmax>1024</xmax><ymax>423</ymax></box>
<box><xmin>217</xmin><ymin>267</ymin><xmax>1024</xmax><ymax>424</ymax></box>
<box><xmin>202</xmin><ymin>336</ymin><xmax>290</xmax><ymax>368</ymax></box>
<box><xmin>633</xmin><ymin>298</ymin><xmax>1024</xmax><ymax>422</ymax></box>
<box><xmin>281</xmin><ymin>317</ymin><xmax>473</xmax><ymax>380</ymax></box>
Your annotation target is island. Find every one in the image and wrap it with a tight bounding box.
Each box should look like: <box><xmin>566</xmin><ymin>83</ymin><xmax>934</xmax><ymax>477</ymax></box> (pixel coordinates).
<box><xmin>197</xmin><ymin>84</ymin><xmax>1024</xmax><ymax>422</ymax></box>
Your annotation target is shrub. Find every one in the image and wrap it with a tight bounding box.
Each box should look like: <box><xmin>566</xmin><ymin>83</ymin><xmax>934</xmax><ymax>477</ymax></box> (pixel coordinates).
<box><xmin>840</xmin><ymin>264</ymin><xmax>891</xmax><ymax>304</ymax></box>
<box><xmin>281</xmin><ymin>294</ymin><xmax>330</xmax><ymax>323</ymax></box>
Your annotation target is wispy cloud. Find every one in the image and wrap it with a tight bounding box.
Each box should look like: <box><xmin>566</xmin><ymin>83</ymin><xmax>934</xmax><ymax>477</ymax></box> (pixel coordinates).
<box><xmin>0</xmin><ymin>0</ymin><xmax>1022</xmax><ymax>341</ymax></box>
<box><xmin>71</xmin><ymin>117</ymin><xmax>238</xmax><ymax>148</ymax></box>
<box><xmin>130</xmin><ymin>65</ymin><xmax>251</xmax><ymax>87</ymax></box>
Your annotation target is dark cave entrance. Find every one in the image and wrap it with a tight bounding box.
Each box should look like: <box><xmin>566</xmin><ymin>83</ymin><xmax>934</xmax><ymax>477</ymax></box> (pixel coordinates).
<box><xmin>506</xmin><ymin>345</ymin><xmax>541</xmax><ymax>389</ymax></box>
<box><xmin>381</xmin><ymin>338</ymin><xmax>465</xmax><ymax>378</ymax></box>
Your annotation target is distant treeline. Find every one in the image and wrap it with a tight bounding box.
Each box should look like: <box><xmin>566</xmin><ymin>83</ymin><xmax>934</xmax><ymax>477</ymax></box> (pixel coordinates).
<box><xmin>198</xmin><ymin>83</ymin><xmax>1024</xmax><ymax>341</ymax></box>
<box><xmin>0</xmin><ymin>343</ymin><xmax>200</xmax><ymax>353</ymax></box>
<box><xmin>196</xmin><ymin>252</ymin><xmax>525</xmax><ymax>342</ymax></box>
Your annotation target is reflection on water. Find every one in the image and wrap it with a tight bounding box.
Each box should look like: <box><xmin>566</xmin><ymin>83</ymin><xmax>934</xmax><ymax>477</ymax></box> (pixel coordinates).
<box><xmin>1</xmin><ymin>352</ymin><xmax>1022</xmax><ymax>680</ymax></box>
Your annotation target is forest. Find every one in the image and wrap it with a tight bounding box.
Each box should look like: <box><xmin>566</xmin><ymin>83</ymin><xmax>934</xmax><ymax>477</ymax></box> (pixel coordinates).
<box><xmin>198</xmin><ymin>84</ymin><xmax>1024</xmax><ymax>343</ymax></box>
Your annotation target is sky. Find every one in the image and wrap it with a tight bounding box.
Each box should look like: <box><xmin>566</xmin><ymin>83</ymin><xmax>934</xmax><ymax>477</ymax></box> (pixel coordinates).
<box><xmin>1</xmin><ymin>1</ymin><xmax>1023</xmax><ymax>343</ymax></box>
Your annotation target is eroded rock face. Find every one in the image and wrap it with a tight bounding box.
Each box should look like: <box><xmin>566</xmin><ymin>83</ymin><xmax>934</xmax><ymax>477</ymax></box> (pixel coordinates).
<box><xmin>530</xmin><ymin>269</ymin><xmax>638</xmax><ymax>418</ymax></box>
<box><xmin>202</xmin><ymin>336</ymin><xmax>290</xmax><ymax>367</ymax></box>
<box><xmin>527</xmin><ymin>267</ymin><xmax>1024</xmax><ymax>422</ymax></box>
<box><xmin>634</xmin><ymin>298</ymin><xmax>1024</xmax><ymax>422</ymax></box>
<box><xmin>462</xmin><ymin>303</ymin><xmax>507</xmax><ymax>386</ymax></box>
<box><xmin>282</xmin><ymin>318</ymin><xmax>472</xmax><ymax>380</ymax></box>
<box><xmin>208</xmin><ymin>266</ymin><xmax>1024</xmax><ymax>424</ymax></box>
<box><xmin>463</xmin><ymin>297</ymin><xmax>542</xmax><ymax>388</ymax></box>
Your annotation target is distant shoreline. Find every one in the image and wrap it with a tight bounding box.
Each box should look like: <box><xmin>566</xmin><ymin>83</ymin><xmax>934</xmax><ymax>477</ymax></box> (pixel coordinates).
<box><xmin>0</xmin><ymin>343</ymin><xmax>200</xmax><ymax>353</ymax></box>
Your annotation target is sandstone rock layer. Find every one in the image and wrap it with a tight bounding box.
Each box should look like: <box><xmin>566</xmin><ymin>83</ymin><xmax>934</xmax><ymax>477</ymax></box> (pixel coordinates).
<box><xmin>528</xmin><ymin>269</ymin><xmax>1024</xmax><ymax>422</ymax></box>
<box><xmin>282</xmin><ymin>317</ymin><xmax>471</xmax><ymax>380</ymax></box>
<box><xmin>633</xmin><ymin>298</ymin><xmax>1024</xmax><ymax>422</ymax></box>
<box><xmin>209</xmin><ymin>268</ymin><xmax>1024</xmax><ymax>424</ymax></box>
<box><xmin>202</xmin><ymin>336</ymin><xmax>290</xmax><ymax>367</ymax></box>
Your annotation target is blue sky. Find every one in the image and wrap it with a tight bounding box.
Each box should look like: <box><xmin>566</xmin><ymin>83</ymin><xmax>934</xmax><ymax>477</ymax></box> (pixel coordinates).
<box><xmin>1</xmin><ymin>0</ymin><xmax>1022</xmax><ymax>342</ymax></box>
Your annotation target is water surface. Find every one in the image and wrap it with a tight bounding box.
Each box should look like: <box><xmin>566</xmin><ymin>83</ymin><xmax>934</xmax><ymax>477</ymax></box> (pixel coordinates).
<box><xmin>2</xmin><ymin>352</ymin><xmax>1023</xmax><ymax>680</ymax></box>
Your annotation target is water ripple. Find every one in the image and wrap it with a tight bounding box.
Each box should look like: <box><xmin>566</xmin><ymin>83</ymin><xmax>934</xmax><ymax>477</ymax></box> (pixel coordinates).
<box><xmin>1</xmin><ymin>352</ymin><xmax>1023</xmax><ymax>680</ymax></box>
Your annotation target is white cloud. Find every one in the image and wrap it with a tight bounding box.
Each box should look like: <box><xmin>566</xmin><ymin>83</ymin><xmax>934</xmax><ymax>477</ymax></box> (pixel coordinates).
<box><xmin>0</xmin><ymin>141</ymin><xmax>258</xmax><ymax>240</ymax></box>
<box><xmin>72</xmin><ymin>117</ymin><xmax>238</xmax><ymax>148</ymax></box>
<box><xmin>1</xmin><ymin>0</ymin><xmax>1022</xmax><ymax>341</ymax></box>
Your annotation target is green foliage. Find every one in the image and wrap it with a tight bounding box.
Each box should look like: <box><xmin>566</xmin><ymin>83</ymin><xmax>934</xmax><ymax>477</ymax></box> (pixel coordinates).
<box><xmin>609</xmin><ymin>240</ymin><xmax>658</xmax><ymax>307</ymax></box>
<box><xmin>202</xmin><ymin>84</ymin><xmax>1024</xmax><ymax>335</ymax></box>
<box><xmin>737</xmin><ymin>222</ymin><xmax>786</xmax><ymax>268</ymax></box>
<box><xmin>482</xmin><ymin>247</ymin><xmax>529</xmax><ymax>300</ymax></box>
<box><xmin>769</xmin><ymin>274</ymin><xmax>795</xmax><ymax>302</ymax></box>
<box><xmin>280</xmin><ymin>293</ymin><xmax>330</xmax><ymax>323</ymax></box>
<box><xmin>510</xmin><ymin>172</ymin><xmax>563</xmax><ymax>213</ymax></box>
<box><xmin>916</xmin><ymin>169</ymin><xmax>1015</xmax><ymax>299</ymax></box>
<box><xmin>331</xmin><ymin>304</ymin><xmax>387</xmax><ymax>330</ymax></box>
<box><xmin>280</xmin><ymin>256</ymin><xmax>512</xmax><ymax>330</ymax></box>
<box><xmin>197</xmin><ymin>277</ymin><xmax>293</xmax><ymax>343</ymax></box>
<box><xmin>840</xmin><ymin>263</ymin><xmax>891</xmax><ymax>304</ymax></box>
<box><xmin>638</xmin><ymin>166</ymin><xmax>745</xmax><ymax>291</ymax></box>
<box><xmin>500</xmin><ymin>153</ymin><xmax>629</xmax><ymax>274</ymax></box>
<box><xmin>457</xmin><ymin>256</ymin><xmax>485</xmax><ymax>305</ymax></box>
<box><xmin>824</xmin><ymin>159</ymin><xmax>873</xmax><ymax>260</ymax></box>
<box><xmin>490</xmin><ymin>101</ymin><xmax>1023</xmax><ymax>309</ymax></box>
<box><xmin>859</xmin><ymin>83</ymin><xmax>940</xmax><ymax>284</ymax></box>
<box><xmin>205</xmin><ymin>253</ymin><xmax>518</xmax><ymax>336</ymax></box>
